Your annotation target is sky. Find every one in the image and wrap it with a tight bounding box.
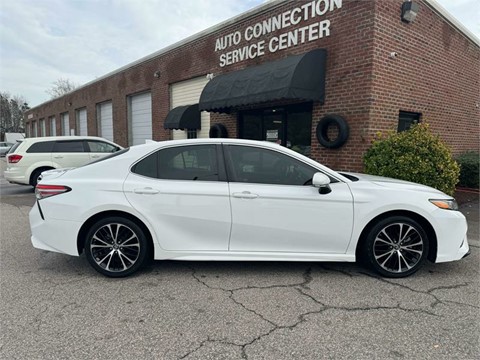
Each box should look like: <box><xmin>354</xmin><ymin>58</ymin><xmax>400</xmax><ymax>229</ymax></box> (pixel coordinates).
<box><xmin>1</xmin><ymin>0</ymin><xmax>478</xmax><ymax>107</ymax></box>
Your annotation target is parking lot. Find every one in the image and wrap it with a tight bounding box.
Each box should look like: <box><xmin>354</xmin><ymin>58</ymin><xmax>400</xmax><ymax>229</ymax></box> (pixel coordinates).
<box><xmin>0</xmin><ymin>158</ymin><xmax>478</xmax><ymax>360</ymax></box>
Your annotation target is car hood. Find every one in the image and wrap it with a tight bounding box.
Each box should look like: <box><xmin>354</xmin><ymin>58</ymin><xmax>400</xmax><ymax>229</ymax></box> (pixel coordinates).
<box><xmin>340</xmin><ymin>172</ymin><xmax>448</xmax><ymax>197</ymax></box>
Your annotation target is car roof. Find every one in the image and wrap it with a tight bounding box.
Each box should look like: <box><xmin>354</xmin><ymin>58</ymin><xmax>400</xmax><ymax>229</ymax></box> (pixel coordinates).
<box><xmin>21</xmin><ymin>136</ymin><xmax>116</xmax><ymax>143</ymax></box>
<box><xmin>130</xmin><ymin>138</ymin><xmax>285</xmax><ymax>152</ymax></box>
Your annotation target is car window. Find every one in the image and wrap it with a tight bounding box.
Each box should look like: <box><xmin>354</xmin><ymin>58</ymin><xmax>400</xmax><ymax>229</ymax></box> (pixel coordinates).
<box><xmin>226</xmin><ymin>145</ymin><xmax>318</xmax><ymax>186</ymax></box>
<box><xmin>26</xmin><ymin>141</ymin><xmax>55</xmax><ymax>153</ymax></box>
<box><xmin>132</xmin><ymin>145</ymin><xmax>219</xmax><ymax>181</ymax></box>
<box><xmin>87</xmin><ymin>141</ymin><xmax>118</xmax><ymax>153</ymax></box>
<box><xmin>158</xmin><ymin>145</ymin><xmax>218</xmax><ymax>181</ymax></box>
<box><xmin>132</xmin><ymin>152</ymin><xmax>157</xmax><ymax>178</ymax></box>
<box><xmin>53</xmin><ymin>141</ymin><xmax>85</xmax><ymax>153</ymax></box>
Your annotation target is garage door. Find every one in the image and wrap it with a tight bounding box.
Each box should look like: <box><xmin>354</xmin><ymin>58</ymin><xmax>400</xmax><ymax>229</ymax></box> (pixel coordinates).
<box><xmin>76</xmin><ymin>108</ymin><xmax>87</xmax><ymax>136</ymax></box>
<box><xmin>129</xmin><ymin>92</ymin><xmax>152</xmax><ymax>146</ymax></box>
<box><xmin>170</xmin><ymin>77</ymin><xmax>210</xmax><ymax>140</ymax></box>
<box><xmin>40</xmin><ymin>119</ymin><xmax>46</xmax><ymax>137</ymax></box>
<box><xmin>61</xmin><ymin>113</ymin><xmax>69</xmax><ymax>136</ymax></box>
<box><xmin>49</xmin><ymin>116</ymin><xmax>56</xmax><ymax>136</ymax></box>
<box><xmin>97</xmin><ymin>101</ymin><xmax>113</xmax><ymax>141</ymax></box>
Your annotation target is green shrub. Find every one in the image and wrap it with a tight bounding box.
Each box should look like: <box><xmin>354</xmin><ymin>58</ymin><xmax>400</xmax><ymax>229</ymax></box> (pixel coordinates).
<box><xmin>455</xmin><ymin>151</ymin><xmax>479</xmax><ymax>189</ymax></box>
<box><xmin>363</xmin><ymin>123</ymin><xmax>460</xmax><ymax>195</ymax></box>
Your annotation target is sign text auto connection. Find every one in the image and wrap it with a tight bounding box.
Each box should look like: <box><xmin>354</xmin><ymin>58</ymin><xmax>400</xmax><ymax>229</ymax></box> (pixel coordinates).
<box><xmin>215</xmin><ymin>0</ymin><xmax>342</xmax><ymax>67</ymax></box>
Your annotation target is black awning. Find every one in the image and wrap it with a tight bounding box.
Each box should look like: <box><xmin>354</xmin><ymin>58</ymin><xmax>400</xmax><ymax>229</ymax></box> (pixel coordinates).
<box><xmin>163</xmin><ymin>104</ymin><xmax>201</xmax><ymax>130</ymax></box>
<box><xmin>199</xmin><ymin>49</ymin><xmax>327</xmax><ymax>113</ymax></box>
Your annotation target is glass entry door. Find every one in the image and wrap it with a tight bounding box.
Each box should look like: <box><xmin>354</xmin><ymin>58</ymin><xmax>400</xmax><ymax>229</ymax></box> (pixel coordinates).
<box><xmin>239</xmin><ymin>103</ymin><xmax>312</xmax><ymax>156</ymax></box>
<box><xmin>264</xmin><ymin>112</ymin><xmax>285</xmax><ymax>146</ymax></box>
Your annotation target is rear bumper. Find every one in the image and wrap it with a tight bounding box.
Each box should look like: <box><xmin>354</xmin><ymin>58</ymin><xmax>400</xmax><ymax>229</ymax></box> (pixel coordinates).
<box><xmin>4</xmin><ymin>168</ymin><xmax>29</xmax><ymax>185</ymax></box>
<box><xmin>29</xmin><ymin>201</ymin><xmax>81</xmax><ymax>256</ymax></box>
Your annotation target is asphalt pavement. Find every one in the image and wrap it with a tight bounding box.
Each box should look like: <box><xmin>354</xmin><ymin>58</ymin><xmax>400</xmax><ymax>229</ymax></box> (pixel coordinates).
<box><xmin>0</xmin><ymin>158</ymin><xmax>478</xmax><ymax>359</ymax></box>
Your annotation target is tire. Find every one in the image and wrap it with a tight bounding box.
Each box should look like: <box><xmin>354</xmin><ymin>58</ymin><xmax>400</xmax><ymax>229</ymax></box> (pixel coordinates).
<box><xmin>315</xmin><ymin>115</ymin><xmax>349</xmax><ymax>149</ymax></box>
<box><xmin>209</xmin><ymin>123</ymin><xmax>228</xmax><ymax>138</ymax></box>
<box><xmin>84</xmin><ymin>217</ymin><xmax>149</xmax><ymax>277</ymax></box>
<box><xmin>362</xmin><ymin>216</ymin><xmax>429</xmax><ymax>278</ymax></box>
<box><xmin>30</xmin><ymin>169</ymin><xmax>44</xmax><ymax>187</ymax></box>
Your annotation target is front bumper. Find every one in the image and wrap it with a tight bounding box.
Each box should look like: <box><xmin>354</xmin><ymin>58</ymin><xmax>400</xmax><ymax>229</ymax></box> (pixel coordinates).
<box><xmin>29</xmin><ymin>201</ymin><xmax>82</xmax><ymax>256</ymax></box>
<box><xmin>432</xmin><ymin>208</ymin><xmax>470</xmax><ymax>263</ymax></box>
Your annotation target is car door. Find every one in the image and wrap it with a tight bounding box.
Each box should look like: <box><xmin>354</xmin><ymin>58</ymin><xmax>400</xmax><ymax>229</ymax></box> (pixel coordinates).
<box><xmin>225</xmin><ymin>144</ymin><xmax>354</xmax><ymax>254</ymax></box>
<box><xmin>51</xmin><ymin>140</ymin><xmax>91</xmax><ymax>168</ymax></box>
<box><xmin>86</xmin><ymin>140</ymin><xmax>120</xmax><ymax>161</ymax></box>
<box><xmin>123</xmin><ymin>144</ymin><xmax>231</xmax><ymax>251</ymax></box>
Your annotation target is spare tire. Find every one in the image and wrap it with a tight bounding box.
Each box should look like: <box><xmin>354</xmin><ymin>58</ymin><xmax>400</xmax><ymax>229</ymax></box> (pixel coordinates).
<box><xmin>316</xmin><ymin>115</ymin><xmax>349</xmax><ymax>149</ymax></box>
<box><xmin>209</xmin><ymin>123</ymin><xmax>228</xmax><ymax>138</ymax></box>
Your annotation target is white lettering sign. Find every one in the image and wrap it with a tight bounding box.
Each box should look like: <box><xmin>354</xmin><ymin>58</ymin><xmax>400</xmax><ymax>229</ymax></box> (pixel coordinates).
<box><xmin>215</xmin><ymin>0</ymin><xmax>342</xmax><ymax>67</ymax></box>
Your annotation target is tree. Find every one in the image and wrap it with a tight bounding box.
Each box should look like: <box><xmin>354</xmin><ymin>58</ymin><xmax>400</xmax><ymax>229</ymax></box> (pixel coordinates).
<box><xmin>45</xmin><ymin>78</ymin><xmax>78</xmax><ymax>99</ymax></box>
<box><xmin>0</xmin><ymin>92</ymin><xmax>29</xmax><ymax>135</ymax></box>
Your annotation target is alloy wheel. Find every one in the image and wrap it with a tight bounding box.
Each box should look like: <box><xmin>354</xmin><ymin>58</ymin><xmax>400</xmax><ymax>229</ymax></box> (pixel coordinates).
<box><xmin>373</xmin><ymin>222</ymin><xmax>424</xmax><ymax>274</ymax></box>
<box><xmin>90</xmin><ymin>223</ymin><xmax>140</xmax><ymax>273</ymax></box>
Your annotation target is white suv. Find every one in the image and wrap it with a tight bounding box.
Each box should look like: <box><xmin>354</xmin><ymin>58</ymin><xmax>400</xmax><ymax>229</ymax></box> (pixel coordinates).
<box><xmin>5</xmin><ymin>136</ymin><xmax>123</xmax><ymax>186</ymax></box>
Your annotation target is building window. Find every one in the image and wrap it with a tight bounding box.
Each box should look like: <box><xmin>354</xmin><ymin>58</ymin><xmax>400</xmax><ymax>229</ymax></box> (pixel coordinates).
<box><xmin>187</xmin><ymin>129</ymin><xmax>197</xmax><ymax>139</ymax></box>
<box><xmin>398</xmin><ymin>111</ymin><xmax>421</xmax><ymax>132</ymax></box>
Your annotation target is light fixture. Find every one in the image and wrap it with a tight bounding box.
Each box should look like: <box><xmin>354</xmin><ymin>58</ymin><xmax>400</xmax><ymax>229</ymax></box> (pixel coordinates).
<box><xmin>401</xmin><ymin>1</ymin><xmax>419</xmax><ymax>23</ymax></box>
<box><xmin>154</xmin><ymin>71</ymin><xmax>161</xmax><ymax>78</ymax></box>
<box><xmin>206</xmin><ymin>73</ymin><xmax>215</xmax><ymax>80</ymax></box>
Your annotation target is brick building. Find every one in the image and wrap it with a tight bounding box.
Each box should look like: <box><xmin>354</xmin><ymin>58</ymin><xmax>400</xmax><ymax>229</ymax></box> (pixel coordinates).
<box><xmin>24</xmin><ymin>0</ymin><xmax>480</xmax><ymax>172</ymax></box>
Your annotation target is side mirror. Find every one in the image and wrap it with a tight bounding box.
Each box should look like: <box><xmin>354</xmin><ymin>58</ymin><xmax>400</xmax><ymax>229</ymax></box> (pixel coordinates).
<box><xmin>312</xmin><ymin>172</ymin><xmax>331</xmax><ymax>194</ymax></box>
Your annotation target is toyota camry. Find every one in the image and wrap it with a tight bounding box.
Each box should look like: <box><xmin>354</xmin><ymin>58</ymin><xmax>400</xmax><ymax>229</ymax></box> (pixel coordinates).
<box><xmin>30</xmin><ymin>139</ymin><xmax>469</xmax><ymax>278</ymax></box>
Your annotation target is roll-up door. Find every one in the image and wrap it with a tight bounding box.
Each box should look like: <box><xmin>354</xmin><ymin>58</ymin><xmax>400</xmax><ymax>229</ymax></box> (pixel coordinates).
<box><xmin>170</xmin><ymin>77</ymin><xmax>210</xmax><ymax>140</ymax></box>
<box><xmin>76</xmin><ymin>108</ymin><xmax>87</xmax><ymax>136</ymax></box>
<box><xmin>61</xmin><ymin>113</ymin><xmax>69</xmax><ymax>136</ymax></box>
<box><xmin>97</xmin><ymin>101</ymin><xmax>113</xmax><ymax>141</ymax></box>
<box><xmin>128</xmin><ymin>92</ymin><xmax>152</xmax><ymax>146</ymax></box>
<box><xmin>49</xmin><ymin>116</ymin><xmax>56</xmax><ymax>136</ymax></box>
<box><xmin>40</xmin><ymin>119</ymin><xmax>46</xmax><ymax>137</ymax></box>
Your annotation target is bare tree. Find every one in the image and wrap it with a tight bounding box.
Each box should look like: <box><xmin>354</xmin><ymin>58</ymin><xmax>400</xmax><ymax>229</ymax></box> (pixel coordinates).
<box><xmin>0</xmin><ymin>92</ymin><xmax>29</xmax><ymax>134</ymax></box>
<box><xmin>45</xmin><ymin>78</ymin><xmax>78</xmax><ymax>99</ymax></box>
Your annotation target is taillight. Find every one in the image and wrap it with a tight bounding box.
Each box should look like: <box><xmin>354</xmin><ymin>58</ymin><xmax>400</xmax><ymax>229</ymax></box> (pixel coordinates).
<box><xmin>35</xmin><ymin>185</ymin><xmax>71</xmax><ymax>200</ymax></box>
<box><xmin>8</xmin><ymin>154</ymin><xmax>22</xmax><ymax>163</ymax></box>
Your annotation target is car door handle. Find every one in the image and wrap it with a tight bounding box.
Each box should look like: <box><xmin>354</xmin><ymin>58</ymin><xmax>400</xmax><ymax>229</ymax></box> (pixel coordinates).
<box><xmin>53</xmin><ymin>156</ymin><xmax>63</xmax><ymax>159</ymax></box>
<box><xmin>91</xmin><ymin>155</ymin><xmax>100</xmax><ymax>159</ymax></box>
<box><xmin>134</xmin><ymin>187</ymin><xmax>159</xmax><ymax>195</ymax></box>
<box><xmin>232</xmin><ymin>191</ymin><xmax>259</xmax><ymax>199</ymax></box>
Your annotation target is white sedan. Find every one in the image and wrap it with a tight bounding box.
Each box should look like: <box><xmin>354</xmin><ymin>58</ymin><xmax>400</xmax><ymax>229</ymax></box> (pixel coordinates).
<box><xmin>30</xmin><ymin>139</ymin><xmax>469</xmax><ymax>278</ymax></box>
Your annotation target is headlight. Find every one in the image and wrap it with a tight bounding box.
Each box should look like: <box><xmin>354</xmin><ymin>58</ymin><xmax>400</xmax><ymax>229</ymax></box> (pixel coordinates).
<box><xmin>429</xmin><ymin>199</ymin><xmax>459</xmax><ymax>211</ymax></box>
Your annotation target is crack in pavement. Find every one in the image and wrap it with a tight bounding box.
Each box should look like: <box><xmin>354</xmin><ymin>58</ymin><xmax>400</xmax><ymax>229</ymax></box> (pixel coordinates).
<box><xmin>359</xmin><ymin>271</ymin><xmax>475</xmax><ymax>310</ymax></box>
<box><xmin>183</xmin><ymin>265</ymin><xmax>444</xmax><ymax>360</ymax></box>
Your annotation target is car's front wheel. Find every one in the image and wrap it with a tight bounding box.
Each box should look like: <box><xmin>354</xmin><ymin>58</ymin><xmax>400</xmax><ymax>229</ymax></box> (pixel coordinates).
<box><xmin>84</xmin><ymin>217</ymin><xmax>149</xmax><ymax>277</ymax></box>
<box><xmin>363</xmin><ymin>216</ymin><xmax>429</xmax><ymax>278</ymax></box>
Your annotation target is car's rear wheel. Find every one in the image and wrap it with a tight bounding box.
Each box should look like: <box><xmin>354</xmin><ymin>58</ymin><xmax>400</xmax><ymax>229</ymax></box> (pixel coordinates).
<box><xmin>363</xmin><ymin>216</ymin><xmax>429</xmax><ymax>278</ymax></box>
<box><xmin>30</xmin><ymin>169</ymin><xmax>45</xmax><ymax>187</ymax></box>
<box><xmin>84</xmin><ymin>217</ymin><xmax>148</xmax><ymax>277</ymax></box>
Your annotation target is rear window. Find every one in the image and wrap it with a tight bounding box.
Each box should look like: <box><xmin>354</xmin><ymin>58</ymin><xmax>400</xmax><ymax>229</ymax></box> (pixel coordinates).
<box><xmin>8</xmin><ymin>141</ymin><xmax>22</xmax><ymax>154</ymax></box>
<box><xmin>83</xmin><ymin>148</ymin><xmax>130</xmax><ymax>166</ymax></box>
<box><xmin>26</xmin><ymin>141</ymin><xmax>55</xmax><ymax>153</ymax></box>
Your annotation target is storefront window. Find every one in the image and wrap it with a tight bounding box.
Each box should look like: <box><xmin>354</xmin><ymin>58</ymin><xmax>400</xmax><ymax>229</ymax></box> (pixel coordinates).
<box><xmin>239</xmin><ymin>103</ymin><xmax>312</xmax><ymax>156</ymax></box>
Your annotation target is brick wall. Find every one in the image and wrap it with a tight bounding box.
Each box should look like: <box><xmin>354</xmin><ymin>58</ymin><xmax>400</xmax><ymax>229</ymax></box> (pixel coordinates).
<box><xmin>24</xmin><ymin>0</ymin><xmax>479</xmax><ymax>172</ymax></box>
<box><xmin>368</xmin><ymin>0</ymin><xmax>480</xmax><ymax>155</ymax></box>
